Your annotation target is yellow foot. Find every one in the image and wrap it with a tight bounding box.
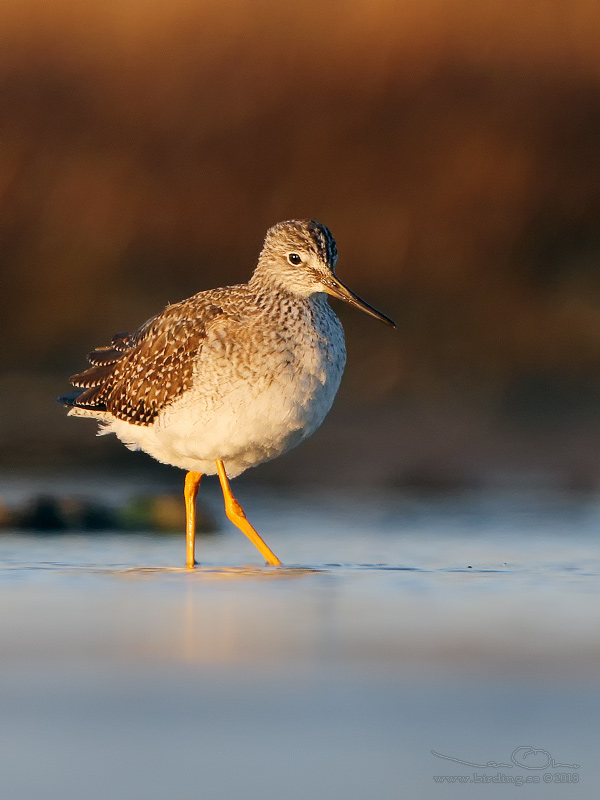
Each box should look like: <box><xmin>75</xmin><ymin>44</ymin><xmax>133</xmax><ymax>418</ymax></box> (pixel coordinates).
<box><xmin>216</xmin><ymin>459</ymin><xmax>282</xmax><ymax>566</ymax></box>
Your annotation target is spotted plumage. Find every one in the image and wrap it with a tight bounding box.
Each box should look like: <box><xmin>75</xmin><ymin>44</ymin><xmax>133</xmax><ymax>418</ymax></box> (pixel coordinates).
<box><xmin>60</xmin><ymin>220</ymin><xmax>394</xmax><ymax>566</ymax></box>
<box><xmin>69</xmin><ymin>301</ymin><xmax>225</xmax><ymax>424</ymax></box>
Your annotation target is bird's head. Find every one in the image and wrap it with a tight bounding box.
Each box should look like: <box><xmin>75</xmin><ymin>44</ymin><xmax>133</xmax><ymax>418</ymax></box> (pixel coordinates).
<box><xmin>253</xmin><ymin>219</ymin><xmax>395</xmax><ymax>327</ymax></box>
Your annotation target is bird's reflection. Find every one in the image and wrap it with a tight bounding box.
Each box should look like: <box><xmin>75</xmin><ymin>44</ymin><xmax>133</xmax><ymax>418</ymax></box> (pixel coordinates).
<box><xmin>112</xmin><ymin>564</ymin><xmax>322</xmax><ymax>666</ymax></box>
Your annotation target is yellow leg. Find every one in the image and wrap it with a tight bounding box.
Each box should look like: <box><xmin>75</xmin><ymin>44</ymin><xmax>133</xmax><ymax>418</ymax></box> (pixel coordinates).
<box><xmin>216</xmin><ymin>459</ymin><xmax>282</xmax><ymax>566</ymax></box>
<box><xmin>184</xmin><ymin>471</ymin><xmax>203</xmax><ymax>568</ymax></box>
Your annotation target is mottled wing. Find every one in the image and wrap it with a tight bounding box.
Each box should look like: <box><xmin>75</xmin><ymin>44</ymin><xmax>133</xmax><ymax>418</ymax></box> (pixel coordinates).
<box><xmin>68</xmin><ymin>300</ymin><xmax>224</xmax><ymax>425</ymax></box>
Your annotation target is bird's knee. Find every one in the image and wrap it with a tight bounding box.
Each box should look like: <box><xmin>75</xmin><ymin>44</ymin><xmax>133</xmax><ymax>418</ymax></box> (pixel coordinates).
<box><xmin>225</xmin><ymin>496</ymin><xmax>247</xmax><ymax>521</ymax></box>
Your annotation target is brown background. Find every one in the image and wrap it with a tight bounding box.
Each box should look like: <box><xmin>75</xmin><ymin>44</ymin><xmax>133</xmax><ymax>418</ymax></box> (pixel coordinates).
<box><xmin>2</xmin><ymin>0</ymin><xmax>600</xmax><ymax>488</ymax></box>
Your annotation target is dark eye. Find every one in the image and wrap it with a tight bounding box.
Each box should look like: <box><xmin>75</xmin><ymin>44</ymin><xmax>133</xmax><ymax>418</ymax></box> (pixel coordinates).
<box><xmin>287</xmin><ymin>252</ymin><xmax>302</xmax><ymax>265</ymax></box>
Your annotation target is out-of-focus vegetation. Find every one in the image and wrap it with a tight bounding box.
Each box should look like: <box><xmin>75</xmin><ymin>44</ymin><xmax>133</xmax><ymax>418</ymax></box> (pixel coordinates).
<box><xmin>2</xmin><ymin>0</ymin><xmax>600</xmax><ymax>486</ymax></box>
<box><xmin>0</xmin><ymin>491</ymin><xmax>216</xmax><ymax>533</ymax></box>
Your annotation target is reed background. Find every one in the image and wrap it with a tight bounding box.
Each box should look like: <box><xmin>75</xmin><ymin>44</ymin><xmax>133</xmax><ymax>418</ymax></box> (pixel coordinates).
<box><xmin>2</xmin><ymin>0</ymin><xmax>600</xmax><ymax>488</ymax></box>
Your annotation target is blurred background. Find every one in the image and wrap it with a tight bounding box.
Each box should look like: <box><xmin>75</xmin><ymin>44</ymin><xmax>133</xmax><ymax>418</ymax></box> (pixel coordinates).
<box><xmin>2</xmin><ymin>0</ymin><xmax>600</xmax><ymax>492</ymax></box>
<box><xmin>2</xmin><ymin>6</ymin><xmax>600</xmax><ymax>798</ymax></box>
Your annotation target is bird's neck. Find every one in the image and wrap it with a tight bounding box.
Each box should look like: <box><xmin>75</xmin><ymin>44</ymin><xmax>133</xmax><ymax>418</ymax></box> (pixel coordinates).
<box><xmin>248</xmin><ymin>262</ymin><xmax>284</xmax><ymax>290</ymax></box>
<box><xmin>248</xmin><ymin>268</ymin><xmax>301</xmax><ymax>302</ymax></box>
<box><xmin>248</xmin><ymin>273</ymin><xmax>330</xmax><ymax>323</ymax></box>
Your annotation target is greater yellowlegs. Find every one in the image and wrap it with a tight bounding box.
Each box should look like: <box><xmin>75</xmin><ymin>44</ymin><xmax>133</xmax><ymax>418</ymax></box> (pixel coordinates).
<box><xmin>59</xmin><ymin>220</ymin><xmax>394</xmax><ymax>567</ymax></box>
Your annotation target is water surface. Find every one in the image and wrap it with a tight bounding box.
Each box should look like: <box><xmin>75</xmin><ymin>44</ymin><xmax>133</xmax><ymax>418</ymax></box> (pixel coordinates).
<box><xmin>1</xmin><ymin>485</ymin><xmax>598</xmax><ymax>799</ymax></box>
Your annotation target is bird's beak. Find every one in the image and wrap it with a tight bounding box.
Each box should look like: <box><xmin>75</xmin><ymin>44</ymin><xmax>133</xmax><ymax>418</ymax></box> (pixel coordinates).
<box><xmin>321</xmin><ymin>274</ymin><xmax>396</xmax><ymax>328</ymax></box>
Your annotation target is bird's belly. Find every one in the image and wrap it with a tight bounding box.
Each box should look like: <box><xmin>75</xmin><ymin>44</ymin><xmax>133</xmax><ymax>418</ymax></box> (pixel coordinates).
<box><xmin>110</xmin><ymin>346</ymin><xmax>344</xmax><ymax>476</ymax></box>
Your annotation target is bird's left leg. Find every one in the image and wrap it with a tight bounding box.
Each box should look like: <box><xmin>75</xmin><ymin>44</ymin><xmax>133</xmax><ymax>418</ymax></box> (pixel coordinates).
<box><xmin>215</xmin><ymin>459</ymin><xmax>282</xmax><ymax>566</ymax></box>
<box><xmin>184</xmin><ymin>471</ymin><xmax>203</xmax><ymax>568</ymax></box>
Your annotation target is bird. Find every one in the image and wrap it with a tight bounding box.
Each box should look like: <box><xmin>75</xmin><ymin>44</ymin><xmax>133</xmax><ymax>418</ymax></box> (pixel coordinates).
<box><xmin>59</xmin><ymin>220</ymin><xmax>395</xmax><ymax>568</ymax></box>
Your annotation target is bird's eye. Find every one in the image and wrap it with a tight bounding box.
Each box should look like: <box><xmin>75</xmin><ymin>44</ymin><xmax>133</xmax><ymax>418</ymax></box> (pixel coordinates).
<box><xmin>287</xmin><ymin>252</ymin><xmax>302</xmax><ymax>265</ymax></box>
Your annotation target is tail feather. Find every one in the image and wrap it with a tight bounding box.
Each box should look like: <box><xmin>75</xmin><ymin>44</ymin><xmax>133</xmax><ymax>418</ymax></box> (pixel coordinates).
<box><xmin>57</xmin><ymin>390</ymin><xmax>85</xmax><ymax>407</ymax></box>
<box><xmin>57</xmin><ymin>389</ymin><xmax>107</xmax><ymax>413</ymax></box>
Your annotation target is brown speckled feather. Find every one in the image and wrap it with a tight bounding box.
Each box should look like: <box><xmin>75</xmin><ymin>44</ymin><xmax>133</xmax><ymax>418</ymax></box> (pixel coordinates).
<box><xmin>70</xmin><ymin>297</ymin><xmax>226</xmax><ymax>425</ymax></box>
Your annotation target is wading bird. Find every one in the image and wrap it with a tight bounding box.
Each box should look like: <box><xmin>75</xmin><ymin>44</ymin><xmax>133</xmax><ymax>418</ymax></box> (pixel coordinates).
<box><xmin>59</xmin><ymin>220</ymin><xmax>394</xmax><ymax>567</ymax></box>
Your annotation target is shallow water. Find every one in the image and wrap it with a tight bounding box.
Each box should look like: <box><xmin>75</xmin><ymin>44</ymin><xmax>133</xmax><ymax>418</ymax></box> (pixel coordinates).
<box><xmin>1</xmin><ymin>485</ymin><xmax>599</xmax><ymax>799</ymax></box>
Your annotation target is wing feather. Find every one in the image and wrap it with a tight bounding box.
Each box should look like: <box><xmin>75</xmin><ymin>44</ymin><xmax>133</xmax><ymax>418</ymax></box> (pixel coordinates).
<box><xmin>66</xmin><ymin>297</ymin><xmax>226</xmax><ymax>425</ymax></box>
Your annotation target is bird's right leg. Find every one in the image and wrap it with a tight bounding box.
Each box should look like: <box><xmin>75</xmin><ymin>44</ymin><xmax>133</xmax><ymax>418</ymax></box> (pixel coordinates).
<box><xmin>184</xmin><ymin>471</ymin><xmax>203</xmax><ymax>568</ymax></box>
<box><xmin>215</xmin><ymin>460</ymin><xmax>282</xmax><ymax>566</ymax></box>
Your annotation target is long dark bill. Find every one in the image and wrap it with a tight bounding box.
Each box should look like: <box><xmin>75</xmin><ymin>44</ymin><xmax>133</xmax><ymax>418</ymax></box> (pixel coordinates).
<box><xmin>322</xmin><ymin>275</ymin><xmax>396</xmax><ymax>328</ymax></box>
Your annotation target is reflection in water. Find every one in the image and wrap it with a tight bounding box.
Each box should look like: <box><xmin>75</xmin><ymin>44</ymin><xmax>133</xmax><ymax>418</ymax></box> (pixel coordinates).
<box><xmin>178</xmin><ymin>569</ymin><xmax>319</xmax><ymax>666</ymax></box>
<box><xmin>117</xmin><ymin>565</ymin><xmax>320</xmax><ymax>579</ymax></box>
<box><xmin>103</xmin><ymin>565</ymin><xmax>324</xmax><ymax>667</ymax></box>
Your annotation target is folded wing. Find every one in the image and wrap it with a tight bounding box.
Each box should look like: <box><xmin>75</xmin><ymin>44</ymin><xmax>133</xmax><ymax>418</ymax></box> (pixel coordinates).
<box><xmin>64</xmin><ymin>300</ymin><xmax>224</xmax><ymax>426</ymax></box>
